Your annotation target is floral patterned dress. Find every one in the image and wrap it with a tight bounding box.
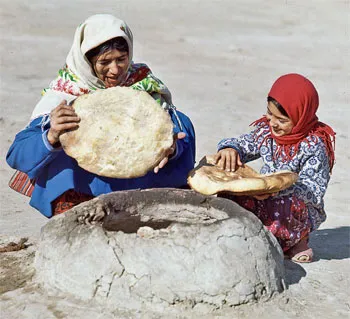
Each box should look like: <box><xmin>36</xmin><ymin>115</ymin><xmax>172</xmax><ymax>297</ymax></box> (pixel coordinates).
<box><xmin>218</xmin><ymin>123</ymin><xmax>331</xmax><ymax>251</ymax></box>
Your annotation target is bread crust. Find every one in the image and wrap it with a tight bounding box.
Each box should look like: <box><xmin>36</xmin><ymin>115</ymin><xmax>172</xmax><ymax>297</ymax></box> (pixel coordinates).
<box><xmin>188</xmin><ymin>155</ymin><xmax>298</xmax><ymax>196</ymax></box>
<box><xmin>59</xmin><ymin>87</ymin><xmax>174</xmax><ymax>178</ymax></box>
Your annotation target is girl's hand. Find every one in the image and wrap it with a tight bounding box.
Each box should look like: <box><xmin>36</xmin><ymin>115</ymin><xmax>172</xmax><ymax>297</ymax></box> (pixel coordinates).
<box><xmin>153</xmin><ymin>132</ymin><xmax>186</xmax><ymax>174</ymax></box>
<box><xmin>214</xmin><ymin>148</ymin><xmax>243</xmax><ymax>172</ymax></box>
<box><xmin>253</xmin><ymin>192</ymin><xmax>277</xmax><ymax>200</ymax></box>
<box><xmin>47</xmin><ymin>100</ymin><xmax>80</xmax><ymax>146</ymax></box>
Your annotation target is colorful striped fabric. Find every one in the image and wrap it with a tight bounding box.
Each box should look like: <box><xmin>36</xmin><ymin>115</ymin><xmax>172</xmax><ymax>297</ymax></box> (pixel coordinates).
<box><xmin>8</xmin><ymin>170</ymin><xmax>36</xmax><ymax>197</ymax></box>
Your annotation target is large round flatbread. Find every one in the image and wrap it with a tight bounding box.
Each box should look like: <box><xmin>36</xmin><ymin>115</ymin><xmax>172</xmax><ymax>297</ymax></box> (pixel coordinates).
<box><xmin>59</xmin><ymin>87</ymin><xmax>174</xmax><ymax>178</ymax></box>
<box><xmin>188</xmin><ymin>155</ymin><xmax>298</xmax><ymax>196</ymax></box>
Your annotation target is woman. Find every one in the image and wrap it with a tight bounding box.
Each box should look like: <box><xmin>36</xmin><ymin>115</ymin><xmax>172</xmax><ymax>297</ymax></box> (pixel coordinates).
<box><xmin>6</xmin><ymin>14</ymin><xmax>196</xmax><ymax>218</ymax></box>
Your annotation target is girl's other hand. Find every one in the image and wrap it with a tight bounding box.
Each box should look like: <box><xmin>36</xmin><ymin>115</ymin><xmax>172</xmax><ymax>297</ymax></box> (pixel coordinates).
<box><xmin>253</xmin><ymin>192</ymin><xmax>278</xmax><ymax>200</ymax></box>
<box><xmin>153</xmin><ymin>132</ymin><xmax>186</xmax><ymax>174</ymax></box>
<box><xmin>47</xmin><ymin>100</ymin><xmax>80</xmax><ymax>146</ymax></box>
<box><xmin>214</xmin><ymin>148</ymin><xmax>243</xmax><ymax>172</ymax></box>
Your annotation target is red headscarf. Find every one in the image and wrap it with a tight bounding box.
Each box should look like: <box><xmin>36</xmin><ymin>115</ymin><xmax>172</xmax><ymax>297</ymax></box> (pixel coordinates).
<box><xmin>252</xmin><ymin>73</ymin><xmax>336</xmax><ymax>171</ymax></box>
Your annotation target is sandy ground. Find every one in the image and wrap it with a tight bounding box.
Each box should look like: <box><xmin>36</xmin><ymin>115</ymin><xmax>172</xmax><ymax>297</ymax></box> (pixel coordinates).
<box><xmin>0</xmin><ymin>0</ymin><xmax>349</xmax><ymax>318</ymax></box>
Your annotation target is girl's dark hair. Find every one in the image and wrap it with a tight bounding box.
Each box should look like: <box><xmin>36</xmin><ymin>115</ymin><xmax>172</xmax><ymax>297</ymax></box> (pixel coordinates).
<box><xmin>267</xmin><ymin>96</ymin><xmax>289</xmax><ymax>117</ymax></box>
<box><xmin>85</xmin><ymin>37</ymin><xmax>129</xmax><ymax>62</ymax></box>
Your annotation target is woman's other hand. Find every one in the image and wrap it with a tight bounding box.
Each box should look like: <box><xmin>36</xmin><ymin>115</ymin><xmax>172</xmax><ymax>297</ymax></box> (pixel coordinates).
<box><xmin>153</xmin><ymin>132</ymin><xmax>186</xmax><ymax>174</ymax></box>
<box><xmin>214</xmin><ymin>148</ymin><xmax>243</xmax><ymax>172</ymax></box>
<box><xmin>47</xmin><ymin>100</ymin><xmax>80</xmax><ymax>146</ymax></box>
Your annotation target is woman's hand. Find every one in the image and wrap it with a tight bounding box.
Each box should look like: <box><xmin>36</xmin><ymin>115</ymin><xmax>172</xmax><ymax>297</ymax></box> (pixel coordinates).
<box><xmin>47</xmin><ymin>100</ymin><xmax>80</xmax><ymax>146</ymax></box>
<box><xmin>214</xmin><ymin>148</ymin><xmax>243</xmax><ymax>172</ymax></box>
<box><xmin>153</xmin><ymin>132</ymin><xmax>186</xmax><ymax>174</ymax></box>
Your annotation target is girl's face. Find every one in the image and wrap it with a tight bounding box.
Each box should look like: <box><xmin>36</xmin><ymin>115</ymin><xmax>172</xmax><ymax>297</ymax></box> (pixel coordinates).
<box><xmin>90</xmin><ymin>49</ymin><xmax>129</xmax><ymax>88</ymax></box>
<box><xmin>266</xmin><ymin>101</ymin><xmax>294</xmax><ymax>136</ymax></box>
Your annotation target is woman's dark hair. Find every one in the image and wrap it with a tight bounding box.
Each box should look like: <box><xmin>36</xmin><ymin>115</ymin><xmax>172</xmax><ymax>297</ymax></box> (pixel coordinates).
<box><xmin>85</xmin><ymin>37</ymin><xmax>129</xmax><ymax>62</ymax></box>
<box><xmin>267</xmin><ymin>96</ymin><xmax>289</xmax><ymax>117</ymax></box>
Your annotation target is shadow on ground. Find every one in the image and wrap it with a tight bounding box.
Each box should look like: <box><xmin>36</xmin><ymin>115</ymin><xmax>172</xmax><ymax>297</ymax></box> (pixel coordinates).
<box><xmin>310</xmin><ymin>226</ymin><xmax>350</xmax><ymax>261</ymax></box>
<box><xmin>283</xmin><ymin>226</ymin><xmax>350</xmax><ymax>286</ymax></box>
<box><xmin>283</xmin><ymin>260</ymin><xmax>306</xmax><ymax>286</ymax></box>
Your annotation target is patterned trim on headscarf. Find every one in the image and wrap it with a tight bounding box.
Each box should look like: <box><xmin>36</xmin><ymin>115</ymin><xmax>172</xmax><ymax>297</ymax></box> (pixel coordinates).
<box><xmin>42</xmin><ymin>66</ymin><xmax>91</xmax><ymax>96</ymax></box>
<box><xmin>42</xmin><ymin>62</ymin><xmax>175</xmax><ymax>110</ymax></box>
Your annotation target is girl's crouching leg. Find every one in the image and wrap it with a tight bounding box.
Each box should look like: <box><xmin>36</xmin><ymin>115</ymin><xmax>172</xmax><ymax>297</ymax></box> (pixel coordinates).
<box><xmin>218</xmin><ymin>193</ymin><xmax>313</xmax><ymax>262</ymax></box>
<box><xmin>277</xmin><ymin>195</ymin><xmax>313</xmax><ymax>262</ymax></box>
<box><xmin>284</xmin><ymin>236</ymin><xmax>313</xmax><ymax>263</ymax></box>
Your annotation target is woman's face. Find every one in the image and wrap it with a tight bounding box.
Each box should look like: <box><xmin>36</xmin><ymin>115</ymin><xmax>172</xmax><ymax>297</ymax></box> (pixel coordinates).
<box><xmin>266</xmin><ymin>101</ymin><xmax>294</xmax><ymax>137</ymax></box>
<box><xmin>90</xmin><ymin>49</ymin><xmax>129</xmax><ymax>87</ymax></box>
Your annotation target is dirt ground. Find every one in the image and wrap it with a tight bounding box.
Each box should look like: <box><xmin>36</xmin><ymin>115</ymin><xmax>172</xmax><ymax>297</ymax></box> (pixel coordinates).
<box><xmin>0</xmin><ymin>0</ymin><xmax>349</xmax><ymax>318</ymax></box>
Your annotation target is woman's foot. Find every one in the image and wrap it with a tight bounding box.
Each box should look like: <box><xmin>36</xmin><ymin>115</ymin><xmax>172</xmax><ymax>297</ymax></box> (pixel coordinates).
<box><xmin>284</xmin><ymin>237</ymin><xmax>313</xmax><ymax>263</ymax></box>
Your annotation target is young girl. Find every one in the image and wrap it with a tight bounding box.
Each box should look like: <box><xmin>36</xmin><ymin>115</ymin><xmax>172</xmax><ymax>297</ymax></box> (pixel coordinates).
<box><xmin>214</xmin><ymin>73</ymin><xmax>335</xmax><ymax>263</ymax></box>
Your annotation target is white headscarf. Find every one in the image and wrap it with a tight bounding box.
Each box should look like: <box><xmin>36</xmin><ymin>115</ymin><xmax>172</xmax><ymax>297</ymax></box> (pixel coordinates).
<box><xmin>66</xmin><ymin>14</ymin><xmax>133</xmax><ymax>90</ymax></box>
<box><xmin>31</xmin><ymin>14</ymin><xmax>133</xmax><ymax>120</ymax></box>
